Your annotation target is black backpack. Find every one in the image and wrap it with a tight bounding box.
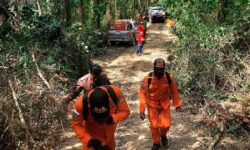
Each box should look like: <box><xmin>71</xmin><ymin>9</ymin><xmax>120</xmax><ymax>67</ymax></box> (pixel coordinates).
<box><xmin>147</xmin><ymin>72</ymin><xmax>171</xmax><ymax>87</ymax></box>
<box><xmin>82</xmin><ymin>85</ymin><xmax>118</xmax><ymax>120</ymax></box>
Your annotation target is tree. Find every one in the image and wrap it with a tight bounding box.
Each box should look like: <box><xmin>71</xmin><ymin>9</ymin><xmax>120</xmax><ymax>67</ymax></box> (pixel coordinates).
<box><xmin>79</xmin><ymin>0</ymin><xmax>85</xmax><ymax>23</ymax></box>
<box><xmin>36</xmin><ymin>0</ymin><xmax>42</xmax><ymax>16</ymax></box>
<box><xmin>65</xmin><ymin>0</ymin><xmax>71</xmax><ymax>26</ymax></box>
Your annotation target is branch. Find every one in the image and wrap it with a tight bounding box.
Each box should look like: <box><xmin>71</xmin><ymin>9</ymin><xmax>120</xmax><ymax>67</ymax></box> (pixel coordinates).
<box><xmin>8</xmin><ymin>79</ymin><xmax>34</xmax><ymax>143</ymax></box>
<box><xmin>0</xmin><ymin>66</ymin><xmax>8</xmax><ymax>69</ymax></box>
<box><xmin>208</xmin><ymin>123</ymin><xmax>224</xmax><ymax>150</ymax></box>
<box><xmin>31</xmin><ymin>50</ymin><xmax>51</xmax><ymax>89</ymax></box>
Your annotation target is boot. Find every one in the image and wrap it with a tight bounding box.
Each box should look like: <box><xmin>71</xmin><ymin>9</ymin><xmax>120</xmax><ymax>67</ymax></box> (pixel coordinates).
<box><xmin>161</xmin><ymin>136</ymin><xmax>168</xmax><ymax>146</ymax></box>
<box><xmin>151</xmin><ymin>144</ymin><xmax>160</xmax><ymax>150</ymax></box>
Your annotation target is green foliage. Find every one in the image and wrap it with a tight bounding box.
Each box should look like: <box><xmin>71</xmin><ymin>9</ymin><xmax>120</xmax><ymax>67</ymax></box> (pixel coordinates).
<box><xmin>160</xmin><ymin>0</ymin><xmax>250</xmax><ymax>101</ymax></box>
<box><xmin>92</xmin><ymin>0</ymin><xmax>109</xmax><ymax>17</ymax></box>
<box><xmin>21</xmin><ymin>5</ymin><xmax>35</xmax><ymax>22</ymax></box>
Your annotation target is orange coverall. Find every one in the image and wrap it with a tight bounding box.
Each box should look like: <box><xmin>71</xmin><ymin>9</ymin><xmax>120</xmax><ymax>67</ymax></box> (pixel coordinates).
<box><xmin>137</xmin><ymin>24</ymin><xmax>145</xmax><ymax>37</ymax></box>
<box><xmin>71</xmin><ymin>85</ymin><xmax>130</xmax><ymax>150</ymax></box>
<box><xmin>139</xmin><ymin>73</ymin><xmax>181</xmax><ymax>144</ymax></box>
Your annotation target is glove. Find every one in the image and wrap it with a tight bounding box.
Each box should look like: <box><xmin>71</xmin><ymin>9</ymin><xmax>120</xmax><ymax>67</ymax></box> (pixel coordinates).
<box><xmin>176</xmin><ymin>107</ymin><xmax>181</xmax><ymax>112</ymax></box>
<box><xmin>139</xmin><ymin>112</ymin><xmax>145</xmax><ymax>120</ymax></box>
<box><xmin>106</xmin><ymin>116</ymin><xmax>114</xmax><ymax>124</ymax></box>
<box><xmin>87</xmin><ymin>139</ymin><xmax>102</xmax><ymax>149</ymax></box>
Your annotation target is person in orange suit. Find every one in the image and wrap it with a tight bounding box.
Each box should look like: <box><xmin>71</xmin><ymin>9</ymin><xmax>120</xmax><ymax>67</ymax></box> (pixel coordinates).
<box><xmin>137</xmin><ymin>22</ymin><xmax>145</xmax><ymax>38</ymax></box>
<box><xmin>139</xmin><ymin>58</ymin><xmax>181</xmax><ymax>150</ymax></box>
<box><xmin>135</xmin><ymin>32</ymin><xmax>145</xmax><ymax>55</ymax></box>
<box><xmin>71</xmin><ymin>85</ymin><xmax>130</xmax><ymax>150</ymax></box>
<box><xmin>138</xmin><ymin>14</ymin><xmax>143</xmax><ymax>23</ymax></box>
<box><xmin>165</xmin><ymin>17</ymin><xmax>176</xmax><ymax>31</ymax></box>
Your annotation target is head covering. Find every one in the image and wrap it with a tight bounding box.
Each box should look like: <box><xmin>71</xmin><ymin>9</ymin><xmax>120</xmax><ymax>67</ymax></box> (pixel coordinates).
<box><xmin>90</xmin><ymin>64</ymin><xmax>103</xmax><ymax>87</ymax></box>
<box><xmin>153</xmin><ymin>58</ymin><xmax>165</xmax><ymax>68</ymax></box>
<box><xmin>153</xmin><ymin>58</ymin><xmax>165</xmax><ymax>79</ymax></box>
<box><xmin>90</xmin><ymin>64</ymin><xmax>102</xmax><ymax>77</ymax></box>
<box><xmin>89</xmin><ymin>88</ymin><xmax>110</xmax><ymax>123</ymax></box>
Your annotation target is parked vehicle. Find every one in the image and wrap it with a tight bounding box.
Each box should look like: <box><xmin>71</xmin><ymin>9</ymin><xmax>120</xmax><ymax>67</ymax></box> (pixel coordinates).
<box><xmin>146</xmin><ymin>7</ymin><xmax>165</xmax><ymax>23</ymax></box>
<box><xmin>107</xmin><ymin>20</ymin><xmax>139</xmax><ymax>46</ymax></box>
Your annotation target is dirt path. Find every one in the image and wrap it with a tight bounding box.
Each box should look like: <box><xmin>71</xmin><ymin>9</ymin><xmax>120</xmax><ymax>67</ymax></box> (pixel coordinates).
<box><xmin>56</xmin><ymin>24</ymin><xmax>248</xmax><ymax>150</ymax></box>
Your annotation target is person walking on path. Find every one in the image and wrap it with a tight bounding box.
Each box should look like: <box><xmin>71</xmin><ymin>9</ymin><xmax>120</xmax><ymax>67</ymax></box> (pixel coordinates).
<box><xmin>135</xmin><ymin>33</ymin><xmax>145</xmax><ymax>56</ymax></box>
<box><xmin>139</xmin><ymin>58</ymin><xmax>182</xmax><ymax>150</ymax></box>
<box><xmin>137</xmin><ymin>22</ymin><xmax>145</xmax><ymax>38</ymax></box>
<box><xmin>71</xmin><ymin>85</ymin><xmax>130</xmax><ymax>150</ymax></box>
<box><xmin>63</xmin><ymin>64</ymin><xmax>111</xmax><ymax>104</ymax></box>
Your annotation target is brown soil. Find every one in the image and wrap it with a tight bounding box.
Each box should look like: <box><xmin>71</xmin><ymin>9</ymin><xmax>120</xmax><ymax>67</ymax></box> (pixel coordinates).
<box><xmin>55</xmin><ymin>24</ymin><xmax>249</xmax><ymax>150</ymax></box>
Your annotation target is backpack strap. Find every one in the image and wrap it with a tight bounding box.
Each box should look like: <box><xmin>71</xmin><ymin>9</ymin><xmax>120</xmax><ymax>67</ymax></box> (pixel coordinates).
<box><xmin>165</xmin><ymin>72</ymin><xmax>171</xmax><ymax>85</ymax></box>
<box><xmin>82</xmin><ymin>92</ymin><xmax>89</xmax><ymax>120</ymax></box>
<box><xmin>103</xmin><ymin>85</ymin><xmax>118</xmax><ymax>105</ymax></box>
<box><xmin>148</xmin><ymin>72</ymin><xmax>153</xmax><ymax>88</ymax></box>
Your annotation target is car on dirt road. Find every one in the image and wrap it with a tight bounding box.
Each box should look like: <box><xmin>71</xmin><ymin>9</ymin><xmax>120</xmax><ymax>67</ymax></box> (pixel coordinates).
<box><xmin>107</xmin><ymin>20</ymin><xmax>139</xmax><ymax>46</ymax></box>
<box><xmin>146</xmin><ymin>7</ymin><xmax>165</xmax><ymax>23</ymax></box>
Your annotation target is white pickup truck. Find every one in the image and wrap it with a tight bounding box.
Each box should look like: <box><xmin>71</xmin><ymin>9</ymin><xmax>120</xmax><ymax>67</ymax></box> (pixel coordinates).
<box><xmin>107</xmin><ymin>20</ymin><xmax>139</xmax><ymax>46</ymax></box>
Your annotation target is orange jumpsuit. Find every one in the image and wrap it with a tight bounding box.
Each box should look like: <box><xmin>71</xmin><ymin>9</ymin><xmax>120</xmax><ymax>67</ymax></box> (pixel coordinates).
<box><xmin>138</xmin><ymin>16</ymin><xmax>143</xmax><ymax>23</ymax></box>
<box><xmin>137</xmin><ymin>24</ymin><xmax>145</xmax><ymax>37</ymax></box>
<box><xmin>72</xmin><ymin>85</ymin><xmax>130</xmax><ymax>150</ymax></box>
<box><xmin>139</xmin><ymin>73</ymin><xmax>181</xmax><ymax>144</ymax></box>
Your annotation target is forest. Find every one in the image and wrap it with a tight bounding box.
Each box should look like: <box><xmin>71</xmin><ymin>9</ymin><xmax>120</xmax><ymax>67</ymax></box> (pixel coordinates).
<box><xmin>0</xmin><ymin>0</ymin><xmax>249</xmax><ymax>149</ymax></box>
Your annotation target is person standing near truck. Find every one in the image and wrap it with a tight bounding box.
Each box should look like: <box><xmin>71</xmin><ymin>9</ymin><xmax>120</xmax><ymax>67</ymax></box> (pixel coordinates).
<box><xmin>135</xmin><ymin>32</ymin><xmax>145</xmax><ymax>56</ymax></box>
<box><xmin>138</xmin><ymin>14</ymin><xmax>143</xmax><ymax>23</ymax></box>
<box><xmin>137</xmin><ymin>22</ymin><xmax>145</xmax><ymax>38</ymax></box>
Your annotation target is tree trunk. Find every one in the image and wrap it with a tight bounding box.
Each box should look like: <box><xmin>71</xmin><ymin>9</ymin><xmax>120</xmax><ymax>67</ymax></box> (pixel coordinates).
<box><xmin>144</xmin><ymin>0</ymin><xmax>149</xmax><ymax>9</ymax></box>
<box><xmin>46</xmin><ymin>0</ymin><xmax>51</xmax><ymax>12</ymax></box>
<box><xmin>138</xmin><ymin>0</ymin><xmax>141</xmax><ymax>13</ymax></box>
<box><xmin>79</xmin><ymin>0</ymin><xmax>84</xmax><ymax>23</ymax></box>
<box><xmin>36</xmin><ymin>0</ymin><xmax>42</xmax><ymax>16</ymax></box>
<box><xmin>95</xmin><ymin>0</ymin><xmax>101</xmax><ymax>28</ymax></box>
<box><xmin>65</xmin><ymin>0</ymin><xmax>71</xmax><ymax>26</ymax></box>
<box><xmin>218</xmin><ymin>0</ymin><xmax>230</xmax><ymax>22</ymax></box>
<box><xmin>114</xmin><ymin>0</ymin><xmax>117</xmax><ymax>20</ymax></box>
<box><xmin>104</xmin><ymin>1</ymin><xmax>111</xmax><ymax>25</ymax></box>
<box><xmin>108</xmin><ymin>0</ymin><xmax>115</xmax><ymax>24</ymax></box>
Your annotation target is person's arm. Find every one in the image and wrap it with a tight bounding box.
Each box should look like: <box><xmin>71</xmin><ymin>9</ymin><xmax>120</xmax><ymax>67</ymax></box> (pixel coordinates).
<box><xmin>169</xmin><ymin>74</ymin><xmax>181</xmax><ymax>108</ymax></box>
<box><xmin>139</xmin><ymin>76</ymin><xmax>148</xmax><ymax>113</ymax></box>
<box><xmin>110</xmin><ymin>86</ymin><xmax>130</xmax><ymax>123</ymax></box>
<box><xmin>64</xmin><ymin>75</ymin><xmax>89</xmax><ymax>103</ymax></box>
<box><xmin>64</xmin><ymin>85</ymin><xmax>83</xmax><ymax>103</ymax></box>
<box><xmin>71</xmin><ymin>95</ymin><xmax>92</xmax><ymax>146</ymax></box>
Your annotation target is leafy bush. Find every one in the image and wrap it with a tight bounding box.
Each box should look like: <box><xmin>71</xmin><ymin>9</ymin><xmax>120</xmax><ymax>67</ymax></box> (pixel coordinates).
<box><xmin>160</xmin><ymin>0</ymin><xmax>250</xmax><ymax>102</ymax></box>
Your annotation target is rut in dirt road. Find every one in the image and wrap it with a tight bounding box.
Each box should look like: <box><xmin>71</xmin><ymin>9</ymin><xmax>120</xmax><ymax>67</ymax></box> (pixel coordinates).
<box><xmin>55</xmin><ymin>24</ymin><xmax>245</xmax><ymax>150</ymax></box>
